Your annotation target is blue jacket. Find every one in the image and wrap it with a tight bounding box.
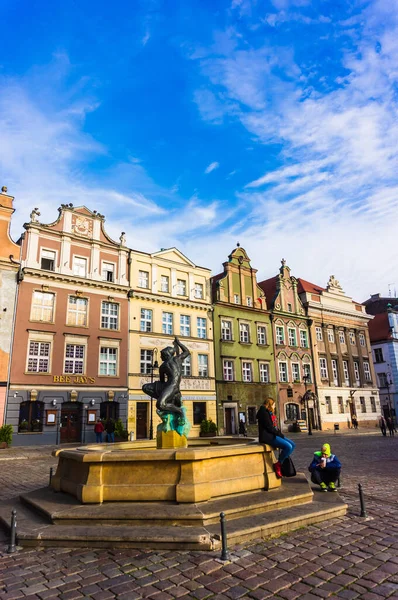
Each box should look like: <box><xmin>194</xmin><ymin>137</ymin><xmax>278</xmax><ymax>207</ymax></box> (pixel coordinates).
<box><xmin>309</xmin><ymin>452</ymin><xmax>341</xmax><ymax>472</ymax></box>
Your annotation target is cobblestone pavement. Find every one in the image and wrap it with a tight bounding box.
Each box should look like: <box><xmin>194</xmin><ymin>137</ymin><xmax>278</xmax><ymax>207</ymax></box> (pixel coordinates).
<box><xmin>0</xmin><ymin>433</ymin><xmax>397</xmax><ymax>600</ymax></box>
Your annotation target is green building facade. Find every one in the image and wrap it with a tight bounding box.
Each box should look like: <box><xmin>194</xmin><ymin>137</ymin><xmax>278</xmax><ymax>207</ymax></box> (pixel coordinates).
<box><xmin>211</xmin><ymin>246</ymin><xmax>277</xmax><ymax>437</ymax></box>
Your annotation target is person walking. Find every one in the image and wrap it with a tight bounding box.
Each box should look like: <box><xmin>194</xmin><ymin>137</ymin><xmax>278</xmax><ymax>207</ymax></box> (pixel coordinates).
<box><xmin>105</xmin><ymin>419</ymin><xmax>115</xmax><ymax>443</ymax></box>
<box><xmin>386</xmin><ymin>416</ymin><xmax>395</xmax><ymax>436</ymax></box>
<box><xmin>379</xmin><ymin>415</ymin><xmax>387</xmax><ymax>437</ymax></box>
<box><xmin>257</xmin><ymin>397</ymin><xmax>295</xmax><ymax>478</ymax></box>
<box><xmin>309</xmin><ymin>443</ymin><xmax>342</xmax><ymax>492</ymax></box>
<box><xmin>94</xmin><ymin>419</ymin><xmax>104</xmax><ymax>443</ymax></box>
<box><xmin>351</xmin><ymin>414</ymin><xmax>358</xmax><ymax>430</ymax></box>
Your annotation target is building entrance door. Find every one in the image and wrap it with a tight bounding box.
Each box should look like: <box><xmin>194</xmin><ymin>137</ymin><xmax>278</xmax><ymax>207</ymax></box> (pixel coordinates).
<box><xmin>225</xmin><ymin>407</ymin><xmax>236</xmax><ymax>435</ymax></box>
<box><xmin>136</xmin><ymin>402</ymin><xmax>148</xmax><ymax>439</ymax></box>
<box><xmin>60</xmin><ymin>404</ymin><xmax>82</xmax><ymax>443</ymax></box>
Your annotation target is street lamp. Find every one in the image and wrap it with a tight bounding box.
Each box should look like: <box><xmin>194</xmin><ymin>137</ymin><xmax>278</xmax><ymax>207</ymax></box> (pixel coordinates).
<box><xmin>303</xmin><ymin>373</ymin><xmax>312</xmax><ymax>436</ymax></box>
<box><xmin>148</xmin><ymin>349</ymin><xmax>159</xmax><ymax>440</ymax></box>
<box><xmin>386</xmin><ymin>375</ymin><xmax>394</xmax><ymax>424</ymax></box>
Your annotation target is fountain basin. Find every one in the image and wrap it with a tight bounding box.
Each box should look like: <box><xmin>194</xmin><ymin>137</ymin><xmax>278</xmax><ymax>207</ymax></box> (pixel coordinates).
<box><xmin>51</xmin><ymin>438</ymin><xmax>281</xmax><ymax>504</ymax></box>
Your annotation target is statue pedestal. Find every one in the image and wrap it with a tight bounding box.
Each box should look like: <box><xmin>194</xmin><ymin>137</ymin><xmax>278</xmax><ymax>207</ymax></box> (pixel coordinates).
<box><xmin>157</xmin><ymin>430</ymin><xmax>188</xmax><ymax>449</ymax></box>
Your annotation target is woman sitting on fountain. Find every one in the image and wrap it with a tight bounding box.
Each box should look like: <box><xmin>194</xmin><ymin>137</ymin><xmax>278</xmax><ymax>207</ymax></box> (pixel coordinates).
<box><xmin>142</xmin><ymin>337</ymin><xmax>190</xmax><ymax>416</ymax></box>
<box><xmin>257</xmin><ymin>397</ymin><xmax>296</xmax><ymax>478</ymax></box>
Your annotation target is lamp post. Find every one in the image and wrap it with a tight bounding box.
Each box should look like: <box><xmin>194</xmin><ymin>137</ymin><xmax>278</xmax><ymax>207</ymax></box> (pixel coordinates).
<box><xmin>303</xmin><ymin>373</ymin><xmax>312</xmax><ymax>436</ymax></box>
<box><xmin>148</xmin><ymin>349</ymin><xmax>159</xmax><ymax>440</ymax></box>
<box><xmin>386</xmin><ymin>375</ymin><xmax>394</xmax><ymax>424</ymax></box>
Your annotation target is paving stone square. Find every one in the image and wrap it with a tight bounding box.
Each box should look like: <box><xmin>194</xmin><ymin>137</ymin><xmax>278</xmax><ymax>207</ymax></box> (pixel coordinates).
<box><xmin>0</xmin><ymin>433</ymin><xmax>397</xmax><ymax>599</ymax></box>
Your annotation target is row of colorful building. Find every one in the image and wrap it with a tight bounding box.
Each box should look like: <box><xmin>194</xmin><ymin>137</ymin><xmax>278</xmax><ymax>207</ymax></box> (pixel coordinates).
<box><xmin>0</xmin><ymin>188</ymin><xmax>396</xmax><ymax>445</ymax></box>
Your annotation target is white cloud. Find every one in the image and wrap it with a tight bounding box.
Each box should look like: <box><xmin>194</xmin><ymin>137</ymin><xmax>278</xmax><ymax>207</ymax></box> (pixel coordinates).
<box><xmin>188</xmin><ymin>0</ymin><xmax>398</xmax><ymax>298</ymax></box>
<box><xmin>204</xmin><ymin>161</ymin><xmax>220</xmax><ymax>174</ymax></box>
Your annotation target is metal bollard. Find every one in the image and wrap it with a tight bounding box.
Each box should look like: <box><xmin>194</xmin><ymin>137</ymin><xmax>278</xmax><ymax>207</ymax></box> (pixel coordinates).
<box><xmin>7</xmin><ymin>509</ymin><xmax>17</xmax><ymax>554</ymax></box>
<box><xmin>49</xmin><ymin>467</ymin><xmax>54</xmax><ymax>486</ymax></box>
<box><xmin>358</xmin><ymin>483</ymin><xmax>367</xmax><ymax>518</ymax></box>
<box><xmin>219</xmin><ymin>512</ymin><xmax>229</xmax><ymax>561</ymax></box>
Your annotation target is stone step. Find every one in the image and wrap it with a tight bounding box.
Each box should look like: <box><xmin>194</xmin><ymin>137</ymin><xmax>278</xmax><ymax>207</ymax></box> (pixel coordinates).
<box><xmin>0</xmin><ymin>476</ymin><xmax>347</xmax><ymax>551</ymax></box>
<box><xmin>18</xmin><ymin>474</ymin><xmax>314</xmax><ymax>527</ymax></box>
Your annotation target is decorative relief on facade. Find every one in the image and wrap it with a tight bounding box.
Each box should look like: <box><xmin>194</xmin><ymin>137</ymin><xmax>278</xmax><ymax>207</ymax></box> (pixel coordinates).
<box><xmin>139</xmin><ymin>376</ymin><xmax>211</xmax><ymax>390</ymax></box>
<box><xmin>71</xmin><ymin>215</ymin><xmax>93</xmax><ymax>238</ymax></box>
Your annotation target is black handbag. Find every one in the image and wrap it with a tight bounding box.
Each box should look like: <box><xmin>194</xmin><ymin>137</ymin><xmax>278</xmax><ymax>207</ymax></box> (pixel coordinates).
<box><xmin>281</xmin><ymin>457</ymin><xmax>296</xmax><ymax>477</ymax></box>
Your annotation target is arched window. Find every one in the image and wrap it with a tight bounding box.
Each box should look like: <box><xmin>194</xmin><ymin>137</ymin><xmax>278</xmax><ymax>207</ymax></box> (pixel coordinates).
<box><xmin>286</xmin><ymin>403</ymin><xmax>300</xmax><ymax>422</ymax></box>
<box><xmin>18</xmin><ymin>401</ymin><xmax>44</xmax><ymax>432</ymax></box>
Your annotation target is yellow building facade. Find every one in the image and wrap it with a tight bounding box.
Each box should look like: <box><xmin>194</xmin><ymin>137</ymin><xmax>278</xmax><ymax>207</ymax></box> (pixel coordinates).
<box><xmin>128</xmin><ymin>248</ymin><xmax>216</xmax><ymax>439</ymax></box>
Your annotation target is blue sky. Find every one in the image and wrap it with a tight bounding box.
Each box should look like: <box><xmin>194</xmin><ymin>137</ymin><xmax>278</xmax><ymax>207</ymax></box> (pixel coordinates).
<box><xmin>1</xmin><ymin>0</ymin><xmax>397</xmax><ymax>299</ymax></box>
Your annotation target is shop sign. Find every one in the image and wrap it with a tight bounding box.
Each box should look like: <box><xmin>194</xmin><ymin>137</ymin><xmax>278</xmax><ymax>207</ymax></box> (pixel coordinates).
<box><xmin>53</xmin><ymin>375</ymin><xmax>96</xmax><ymax>384</ymax></box>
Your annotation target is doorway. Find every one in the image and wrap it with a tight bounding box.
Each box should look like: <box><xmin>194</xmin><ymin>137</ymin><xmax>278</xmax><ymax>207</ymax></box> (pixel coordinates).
<box><xmin>60</xmin><ymin>403</ymin><xmax>82</xmax><ymax>443</ymax></box>
<box><xmin>136</xmin><ymin>402</ymin><xmax>149</xmax><ymax>439</ymax></box>
<box><xmin>225</xmin><ymin>407</ymin><xmax>236</xmax><ymax>435</ymax></box>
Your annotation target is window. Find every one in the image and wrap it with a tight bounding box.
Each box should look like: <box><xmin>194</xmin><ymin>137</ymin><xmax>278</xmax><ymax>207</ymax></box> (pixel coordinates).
<box><xmin>140</xmin><ymin>349</ymin><xmax>153</xmax><ymax>374</ymax></box>
<box><xmin>182</xmin><ymin>355</ymin><xmax>191</xmax><ymax>376</ymax></box>
<box><xmin>240</xmin><ymin>322</ymin><xmax>250</xmax><ymax>343</ymax></box>
<box><xmin>67</xmin><ymin>297</ymin><xmax>88</xmax><ymax>327</ymax></box>
<box><xmin>316</xmin><ymin>327</ymin><xmax>323</xmax><ymax>341</ymax></box>
<box><xmin>257</xmin><ymin>326</ymin><xmax>267</xmax><ymax>345</ymax></box>
<box><xmin>40</xmin><ymin>249</ymin><xmax>56</xmax><ymax>271</ymax></box>
<box><xmin>349</xmin><ymin>331</ymin><xmax>356</xmax><ymax>345</ymax></box>
<box><xmin>31</xmin><ymin>291</ymin><xmax>55</xmax><ymax>322</ymax></box>
<box><xmin>338</xmin><ymin>396</ymin><xmax>344</xmax><ymax>414</ymax></box>
<box><xmin>370</xmin><ymin>396</ymin><xmax>376</xmax><ymax>412</ymax></box>
<box><xmin>180</xmin><ymin>315</ymin><xmax>190</xmax><ymax>336</ymax></box>
<box><xmin>64</xmin><ymin>344</ymin><xmax>84</xmax><ymax>374</ymax></box>
<box><xmin>102</xmin><ymin>262</ymin><xmax>115</xmax><ymax>283</ymax></box>
<box><xmin>194</xmin><ymin>283</ymin><xmax>203</xmax><ymax>299</ymax></box>
<box><xmin>328</xmin><ymin>329</ymin><xmax>335</xmax><ymax>343</ymax></box>
<box><xmin>286</xmin><ymin>403</ymin><xmax>299</xmax><ymax>421</ymax></box>
<box><xmin>374</xmin><ymin>348</ymin><xmax>384</xmax><ymax>363</ymax></box>
<box><xmin>339</xmin><ymin>330</ymin><xmax>346</xmax><ymax>345</ymax></box>
<box><xmin>325</xmin><ymin>396</ymin><xmax>332</xmax><ymax>414</ymax></box>
<box><xmin>359</xmin><ymin>333</ymin><xmax>366</xmax><ymax>347</ymax></box>
<box><xmin>378</xmin><ymin>372</ymin><xmax>388</xmax><ymax>388</ymax></box>
<box><xmin>248</xmin><ymin>407</ymin><xmax>257</xmax><ymax>425</ymax></box>
<box><xmin>246</xmin><ymin>296</ymin><xmax>253</xmax><ymax>307</ymax></box>
<box><xmin>193</xmin><ymin>402</ymin><xmax>206</xmax><ymax>425</ymax></box>
<box><xmin>276</xmin><ymin>326</ymin><xmax>284</xmax><ymax>345</ymax></box>
<box><xmin>287</xmin><ymin>303</ymin><xmax>292</xmax><ymax>313</ymax></box>
<box><xmin>354</xmin><ymin>362</ymin><xmax>360</xmax><ymax>385</ymax></box>
<box><xmin>303</xmin><ymin>363</ymin><xmax>312</xmax><ymax>383</ymax></box>
<box><xmin>140</xmin><ymin>309</ymin><xmax>152</xmax><ymax>332</ymax></box>
<box><xmin>177</xmin><ymin>279</ymin><xmax>186</xmax><ymax>295</ymax></box>
<box><xmin>160</xmin><ymin>275</ymin><xmax>169</xmax><ymax>293</ymax></box>
<box><xmin>73</xmin><ymin>256</ymin><xmax>87</xmax><ymax>277</ymax></box>
<box><xmin>288</xmin><ymin>328</ymin><xmax>297</xmax><ymax>346</ymax></box>
<box><xmin>101</xmin><ymin>301</ymin><xmax>119</xmax><ymax>329</ymax></box>
<box><xmin>234</xmin><ymin>294</ymin><xmax>240</xmax><ymax>304</ymax></box>
<box><xmin>138</xmin><ymin>270</ymin><xmax>149</xmax><ymax>288</ymax></box>
<box><xmin>162</xmin><ymin>312</ymin><xmax>173</xmax><ymax>335</ymax></box>
<box><xmin>99</xmin><ymin>347</ymin><xmax>117</xmax><ymax>376</ymax></box>
<box><xmin>242</xmin><ymin>362</ymin><xmax>253</xmax><ymax>382</ymax></box>
<box><xmin>223</xmin><ymin>360</ymin><xmax>234</xmax><ymax>381</ymax></box>
<box><xmin>319</xmin><ymin>357</ymin><xmax>328</xmax><ymax>379</ymax></box>
<box><xmin>18</xmin><ymin>401</ymin><xmax>44</xmax><ymax>433</ymax></box>
<box><xmin>197</xmin><ymin>317</ymin><xmax>207</xmax><ymax>339</ymax></box>
<box><xmin>279</xmin><ymin>362</ymin><xmax>288</xmax><ymax>383</ymax></box>
<box><xmin>363</xmin><ymin>361</ymin><xmax>371</xmax><ymax>382</ymax></box>
<box><xmin>198</xmin><ymin>354</ymin><xmax>208</xmax><ymax>377</ymax></box>
<box><xmin>221</xmin><ymin>320</ymin><xmax>232</xmax><ymax>341</ymax></box>
<box><xmin>27</xmin><ymin>341</ymin><xmax>50</xmax><ymax>373</ymax></box>
<box><xmin>300</xmin><ymin>330</ymin><xmax>308</xmax><ymax>348</ymax></box>
<box><xmin>292</xmin><ymin>363</ymin><xmax>300</xmax><ymax>382</ymax></box>
<box><xmin>360</xmin><ymin>396</ymin><xmax>366</xmax><ymax>413</ymax></box>
<box><xmin>331</xmin><ymin>359</ymin><xmax>338</xmax><ymax>385</ymax></box>
<box><xmin>343</xmin><ymin>360</ymin><xmax>350</xmax><ymax>385</ymax></box>
<box><xmin>259</xmin><ymin>363</ymin><xmax>269</xmax><ymax>383</ymax></box>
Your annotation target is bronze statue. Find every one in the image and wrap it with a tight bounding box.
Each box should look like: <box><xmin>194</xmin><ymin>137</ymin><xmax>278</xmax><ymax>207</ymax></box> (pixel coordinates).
<box><xmin>142</xmin><ymin>337</ymin><xmax>190</xmax><ymax>416</ymax></box>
